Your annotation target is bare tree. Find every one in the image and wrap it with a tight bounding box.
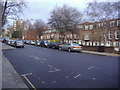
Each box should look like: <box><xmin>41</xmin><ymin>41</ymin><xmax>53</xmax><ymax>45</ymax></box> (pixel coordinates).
<box><xmin>48</xmin><ymin>4</ymin><xmax>83</xmax><ymax>43</ymax></box>
<box><xmin>84</xmin><ymin>1</ymin><xmax>119</xmax><ymax>46</ymax></box>
<box><xmin>1</xmin><ymin>0</ymin><xmax>27</xmax><ymax>27</ymax></box>
<box><xmin>33</xmin><ymin>19</ymin><xmax>46</xmax><ymax>40</ymax></box>
<box><xmin>25</xmin><ymin>19</ymin><xmax>33</xmax><ymax>30</ymax></box>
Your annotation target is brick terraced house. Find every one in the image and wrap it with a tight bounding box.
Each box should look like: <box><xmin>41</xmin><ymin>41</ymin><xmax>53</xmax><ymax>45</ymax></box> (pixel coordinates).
<box><xmin>41</xmin><ymin>18</ymin><xmax>120</xmax><ymax>53</ymax></box>
<box><xmin>42</xmin><ymin>19</ymin><xmax>120</xmax><ymax>46</ymax></box>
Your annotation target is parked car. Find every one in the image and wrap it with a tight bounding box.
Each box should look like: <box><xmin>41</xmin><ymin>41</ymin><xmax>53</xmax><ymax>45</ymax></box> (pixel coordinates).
<box><xmin>13</xmin><ymin>40</ymin><xmax>24</xmax><ymax>48</ymax></box>
<box><xmin>10</xmin><ymin>40</ymin><xmax>16</xmax><ymax>46</ymax></box>
<box><xmin>22</xmin><ymin>40</ymin><xmax>26</xmax><ymax>44</ymax></box>
<box><xmin>0</xmin><ymin>38</ymin><xmax>4</xmax><ymax>42</ymax></box>
<box><xmin>7</xmin><ymin>39</ymin><xmax>13</xmax><ymax>45</ymax></box>
<box><xmin>25</xmin><ymin>40</ymin><xmax>30</xmax><ymax>44</ymax></box>
<box><xmin>35</xmin><ymin>41</ymin><xmax>41</xmax><ymax>46</ymax></box>
<box><xmin>2</xmin><ymin>39</ymin><xmax>7</xmax><ymax>43</ymax></box>
<box><xmin>47</xmin><ymin>42</ymin><xmax>63</xmax><ymax>49</ymax></box>
<box><xmin>29</xmin><ymin>40</ymin><xmax>36</xmax><ymax>45</ymax></box>
<box><xmin>59</xmin><ymin>43</ymin><xmax>82</xmax><ymax>52</ymax></box>
<box><xmin>40</xmin><ymin>40</ymin><xmax>50</xmax><ymax>47</ymax></box>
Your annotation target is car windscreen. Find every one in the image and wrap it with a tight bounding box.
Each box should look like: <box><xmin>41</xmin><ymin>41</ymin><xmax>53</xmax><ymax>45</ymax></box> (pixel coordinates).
<box><xmin>72</xmin><ymin>43</ymin><xmax>80</xmax><ymax>46</ymax></box>
<box><xmin>44</xmin><ymin>41</ymin><xmax>50</xmax><ymax>43</ymax></box>
<box><xmin>16</xmin><ymin>41</ymin><xmax>23</xmax><ymax>43</ymax></box>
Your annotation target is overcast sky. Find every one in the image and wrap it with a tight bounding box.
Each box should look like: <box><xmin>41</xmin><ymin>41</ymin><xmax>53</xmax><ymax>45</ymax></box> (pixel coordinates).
<box><xmin>4</xmin><ymin>0</ymin><xmax>117</xmax><ymax>27</ymax></box>
<box><xmin>19</xmin><ymin>0</ymin><xmax>88</xmax><ymax>23</ymax></box>
<box><xmin>18</xmin><ymin>0</ymin><xmax>118</xmax><ymax>23</ymax></box>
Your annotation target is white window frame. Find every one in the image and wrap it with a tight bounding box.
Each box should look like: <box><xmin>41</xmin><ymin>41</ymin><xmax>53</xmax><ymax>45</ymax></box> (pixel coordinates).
<box><xmin>85</xmin><ymin>25</ymin><xmax>89</xmax><ymax>30</ymax></box>
<box><xmin>101</xmin><ymin>23</ymin><xmax>103</xmax><ymax>27</ymax></box>
<box><xmin>79</xmin><ymin>25</ymin><xmax>83</xmax><ymax>29</ymax></box>
<box><xmin>74</xmin><ymin>34</ymin><xmax>77</xmax><ymax>39</ymax></box>
<box><xmin>115</xmin><ymin>30</ymin><xmax>120</xmax><ymax>40</ymax></box>
<box><xmin>67</xmin><ymin>34</ymin><xmax>69</xmax><ymax>38</ymax></box>
<box><xmin>84</xmin><ymin>33</ymin><xmax>90</xmax><ymax>40</ymax></box>
<box><xmin>110</xmin><ymin>21</ymin><xmax>115</xmax><ymax>27</ymax></box>
<box><xmin>89</xmin><ymin>25</ymin><xmax>93</xmax><ymax>29</ymax></box>
<box><xmin>108</xmin><ymin>31</ymin><xmax>112</xmax><ymax>40</ymax></box>
<box><xmin>70</xmin><ymin>34</ymin><xmax>72</xmax><ymax>39</ymax></box>
<box><xmin>117</xmin><ymin>20</ymin><xmax>120</xmax><ymax>26</ymax></box>
<box><xmin>97</xmin><ymin>23</ymin><xmax>101</xmax><ymax>27</ymax></box>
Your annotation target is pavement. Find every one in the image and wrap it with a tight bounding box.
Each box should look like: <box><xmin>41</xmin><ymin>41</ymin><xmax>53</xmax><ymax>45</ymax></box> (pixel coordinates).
<box><xmin>0</xmin><ymin>42</ymin><xmax>28</xmax><ymax>89</ymax></box>
<box><xmin>0</xmin><ymin>42</ymin><xmax>119</xmax><ymax>89</ymax></box>
<box><xmin>82</xmin><ymin>50</ymin><xmax>120</xmax><ymax>57</ymax></box>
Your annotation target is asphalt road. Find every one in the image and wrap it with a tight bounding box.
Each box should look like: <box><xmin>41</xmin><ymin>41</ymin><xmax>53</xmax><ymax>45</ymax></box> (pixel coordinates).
<box><xmin>3</xmin><ymin>44</ymin><xmax>118</xmax><ymax>88</ymax></box>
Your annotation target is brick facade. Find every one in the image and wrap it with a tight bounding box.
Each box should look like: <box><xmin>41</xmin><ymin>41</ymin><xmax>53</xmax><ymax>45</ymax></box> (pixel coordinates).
<box><xmin>41</xmin><ymin>19</ymin><xmax>120</xmax><ymax>48</ymax></box>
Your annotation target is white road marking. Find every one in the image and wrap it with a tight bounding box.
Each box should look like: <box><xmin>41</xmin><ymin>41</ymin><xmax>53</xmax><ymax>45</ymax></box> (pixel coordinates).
<box><xmin>66</xmin><ymin>76</ymin><xmax>69</xmax><ymax>78</ymax></box>
<box><xmin>41</xmin><ymin>61</ymin><xmax>44</xmax><ymax>63</ymax></box>
<box><xmin>48</xmin><ymin>65</ymin><xmax>60</xmax><ymax>72</ymax></box>
<box><xmin>88</xmin><ymin>66</ymin><xmax>95</xmax><ymax>70</ymax></box>
<box><xmin>48</xmin><ymin>65</ymin><xmax>53</xmax><ymax>68</ymax></box>
<box><xmin>30</xmin><ymin>55</ymin><xmax>41</xmax><ymax>60</ymax></box>
<box><xmin>74</xmin><ymin>74</ymin><xmax>81</xmax><ymax>78</ymax></box>
<box><xmin>92</xmin><ymin>78</ymin><xmax>96</xmax><ymax>80</ymax></box>
<box><xmin>88</xmin><ymin>66</ymin><xmax>102</xmax><ymax>70</ymax></box>
<box><xmin>42</xmin><ymin>81</ymin><xmax>45</xmax><ymax>84</ymax></box>
<box><xmin>43</xmin><ymin>59</ymin><xmax>46</xmax><ymax>61</ymax></box>
<box><xmin>49</xmin><ymin>70</ymin><xmax>59</xmax><ymax>72</ymax></box>
<box><xmin>53</xmin><ymin>81</ymin><xmax>56</xmax><ymax>83</ymax></box>
<box><xmin>34</xmin><ymin>57</ymin><xmax>40</xmax><ymax>60</ymax></box>
<box><xmin>54</xmin><ymin>68</ymin><xmax>60</xmax><ymax>71</ymax></box>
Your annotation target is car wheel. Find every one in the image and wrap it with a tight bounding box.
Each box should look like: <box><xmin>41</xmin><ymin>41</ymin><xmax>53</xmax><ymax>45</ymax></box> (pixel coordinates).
<box><xmin>52</xmin><ymin>47</ymin><xmax>55</xmax><ymax>49</ymax></box>
<box><xmin>59</xmin><ymin>47</ymin><xmax>62</xmax><ymax>50</ymax></box>
<box><xmin>79</xmin><ymin>50</ymin><xmax>82</xmax><ymax>53</ymax></box>
<box><xmin>68</xmin><ymin>48</ymin><xmax>71</xmax><ymax>52</ymax></box>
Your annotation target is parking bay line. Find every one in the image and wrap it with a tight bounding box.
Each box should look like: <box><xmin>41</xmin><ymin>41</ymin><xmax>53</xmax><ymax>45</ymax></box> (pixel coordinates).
<box><xmin>21</xmin><ymin>73</ymin><xmax>37</xmax><ymax>90</ymax></box>
<box><xmin>74</xmin><ymin>74</ymin><xmax>81</xmax><ymax>79</ymax></box>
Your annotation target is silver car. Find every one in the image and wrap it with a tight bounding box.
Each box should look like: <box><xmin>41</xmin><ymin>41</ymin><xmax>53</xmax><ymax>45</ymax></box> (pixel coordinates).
<box><xmin>13</xmin><ymin>40</ymin><xmax>24</xmax><ymax>48</ymax></box>
<box><xmin>59</xmin><ymin>43</ymin><xmax>82</xmax><ymax>52</ymax></box>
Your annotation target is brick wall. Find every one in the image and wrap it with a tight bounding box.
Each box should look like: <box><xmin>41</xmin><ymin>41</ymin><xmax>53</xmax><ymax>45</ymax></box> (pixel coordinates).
<box><xmin>104</xmin><ymin>47</ymin><xmax>114</xmax><ymax>53</ymax></box>
<box><xmin>82</xmin><ymin>46</ymin><xmax>119</xmax><ymax>54</ymax></box>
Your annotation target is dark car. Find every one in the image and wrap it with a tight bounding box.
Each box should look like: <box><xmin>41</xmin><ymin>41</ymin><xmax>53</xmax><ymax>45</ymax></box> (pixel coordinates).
<box><xmin>2</xmin><ymin>39</ymin><xmax>7</xmax><ymax>43</ymax></box>
<box><xmin>25</xmin><ymin>40</ymin><xmax>30</xmax><ymax>44</ymax></box>
<box><xmin>40</xmin><ymin>40</ymin><xmax>50</xmax><ymax>47</ymax></box>
<box><xmin>13</xmin><ymin>40</ymin><xmax>24</xmax><ymax>48</ymax></box>
<box><xmin>47</xmin><ymin>42</ymin><xmax>63</xmax><ymax>49</ymax></box>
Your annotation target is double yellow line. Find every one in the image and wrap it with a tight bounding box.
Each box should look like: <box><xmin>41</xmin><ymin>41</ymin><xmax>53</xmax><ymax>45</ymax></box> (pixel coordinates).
<box><xmin>21</xmin><ymin>73</ymin><xmax>37</xmax><ymax>90</ymax></box>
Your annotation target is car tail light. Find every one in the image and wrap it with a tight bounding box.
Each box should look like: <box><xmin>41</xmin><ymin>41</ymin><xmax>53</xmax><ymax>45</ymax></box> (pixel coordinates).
<box><xmin>73</xmin><ymin>46</ymin><xmax>77</xmax><ymax>48</ymax></box>
<box><xmin>73</xmin><ymin>46</ymin><xmax>82</xmax><ymax>48</ymax></box>
<box><xmin>56</xmin><ymin>44</ymin><xmax>59</xmax><ymax>46</ymax></box>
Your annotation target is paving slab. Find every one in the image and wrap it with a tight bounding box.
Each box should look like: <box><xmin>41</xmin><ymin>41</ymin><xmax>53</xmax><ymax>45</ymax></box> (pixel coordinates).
<box><xmin>1</xmin><ymin>42</ymin><xmax>28</xmax><ymax>89</ymax></box>
<box><xmin>82</xmin><ymin>50</ymin><xmax>120</xmax><ymax>57</ymax></box>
